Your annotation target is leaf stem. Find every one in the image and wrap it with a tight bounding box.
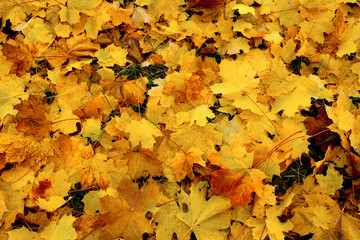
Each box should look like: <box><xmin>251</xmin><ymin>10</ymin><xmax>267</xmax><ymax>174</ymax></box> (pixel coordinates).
<box><xmin>259</xmin><ymin>224</ymin><xmax>266</xmax><ymax>240</ymax></box>
<box><xmin>242</xmin><ymin>91</ymin><xmax>278</xmax><ymax>133</ymax></box>
<box><xmin>233</xmin><ymin>225</ymin><xmax>247</xmax><ymax>240</ymax></box>
<box><xmin>261</xmin><ymin>131</ymin><xmax>303</xmax><ymax>163</ymax></box>
<box><xmin>131</xmin><ymin>163</ymin><xmax>162</xmax><ymax>209</ymax></box>
<box><xmin>0</xmin><ymin>147</ymin><xmax>52</xmax><ymax>190</ymax></box>
<box><xmin>140</xmin><ymin>113</ymin><xmax>187</xmax><ymax>155</ymax></box>
<box><xmin>19</xmin><ymin>0</ymin><xmax>39</xmax><ymax>5</ymax></box>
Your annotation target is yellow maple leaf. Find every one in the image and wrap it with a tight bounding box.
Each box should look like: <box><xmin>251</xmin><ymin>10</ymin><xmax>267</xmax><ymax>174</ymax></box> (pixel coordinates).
<box><xmin>124</xmin><ymin>149</ymin><xmax>162</xmax><ymax>180</ymax></box>
<box><xmin>208</xmin><ymin>143</ymin><xmax>254</xmax><ymax>171</ymax></box>
<box><xmin>30</xmin><ymin>169</ymin><xmax>71</xmax><ymax>212</ymax></box>
<box><xmin>7</xmin><ymin>227</ymin><xmax>38</xmax><ymax>240</ymax></box>
<box><xmin>216</xmin><ymin>37</ymin><xmax>250</xmax><ymax>55</ymax></box>
<box><xmin>314</xmin><ymin>165</ymin><xmax>343</xmax><ymax>195</ymax></box>
<box><xmin>59</xmin><ymin>5</ymin><xmax>80</xmax><ymax>25</ymax></box>
<box><xmin>82</xmin><ymin>190</ymin><xmax>108</xmax><ymax>216</ymax></box>
<box><xmin>170</xmin><ymin>124</ymin><xmax>223</xmax><ymax>157</ymax></box>
<box><xmin>81</xmin><ymin>118</ymin><xmax>101</xmax><ymax>141</ymax></box>
<box><xmin>92</xmin><ymin>178</ymin><xmax>162</xmax><ymax>240</ymax></box>
<box><xmin>124</xmin><ymin>118</ymin><xmax>162</xmax><ymax>148</ymax></box>
<box><xmin>85</xmin><ymin>11</ymin><xmax>110</xmax><ymax>39</ymax></box>
<box><xmin>39</xmin><ymin>215</ymin><xmax>77</xmax><ymax>240</ymax></box>
<box><xmin>67</xmin><ymin>0</ymin><xmax>102</xmax><ymax>13</ymax></box>
<box><xmin>157</xmin><ymin>181</ymin><xmax>231</xmax><ymax>240</ymax></box>
<box><xmin>96</xmin><ymin>44</ymin><xmax>128</xmax><ymax>67</ymax></box>
<box><xmin>245</xmin><ymin>192</ymin><xmax>294</xmax><ymax>240</ymax></box>
<box><xmin>265</xmin><ymin>207</ymin><xmax>294</xmax><ymax>240</ymax></box>
<box><xmin>272</xmin><ymin>74</ymin><xmax>332</xmax><ymax>116</ymax></box>
<box><xmin>0</xmin><ymin>76</ymin><xmax>28</xmax><ymax>121</ymax></box>
<box><xmin>291</xmin><ymin>192</ymin><xmax>360</xmax><ymax>239</ymax></box>
<box><xmin>326</xmin><ymin>91</ymin><xmax>355</xmax><ymax>132</ymax></box>
<box><xmin>170</xmin><ymin>147</ymin><xmax>204</xmax><ymax>181</ymax></box>
<box><xmin>232</xmin><ymin>4</ymin><xmax>255</xmax><ymax>15</ymax></box>
<box><xmin>81</xmin><ymin>152</ymin><xmax>115</xmax><ymax>189</ymax></box>
<box><xmin>54</xmin><ymin>23</ymin><xmax>72</xmax><ymax>38</ymax></box>
<box><xmin>21</xmin><ymin>18</ymin><xmax>53</xmax><ymax>44</ymax></box>
<box><xmin>0</xmin><ymin>1</ymin><xmax>27</xmax><ymax>27</ymax></box>
<box><xmin>188</xmin><ymin>104</ymin><xmax>215</xmax><ymax>127</ymax></box>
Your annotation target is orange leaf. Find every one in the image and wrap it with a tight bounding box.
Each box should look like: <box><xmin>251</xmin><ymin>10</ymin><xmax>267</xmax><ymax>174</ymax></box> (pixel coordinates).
<box><xmin>211</xmin><ymin>168</ymin><xmax>267</xmax><ymax>206</ymax></box>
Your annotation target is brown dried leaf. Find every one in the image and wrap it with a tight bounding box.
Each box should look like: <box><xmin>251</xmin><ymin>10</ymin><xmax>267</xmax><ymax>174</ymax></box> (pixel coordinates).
<box><xmin>14</xmin><ymin>95</ymin><xmax>51</xmax><ymax>140</ymax></box>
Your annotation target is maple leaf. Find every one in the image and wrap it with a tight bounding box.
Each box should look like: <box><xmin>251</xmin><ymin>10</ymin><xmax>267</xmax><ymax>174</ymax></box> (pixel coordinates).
<box><xmin>1</xmin><ymin>0</ymin><xmax>360</xmax><ymax>238</ymax></box>
<box><xmin>170</xmin><ymin>124</ymin><xmax>223</xmax><ymax>157</ymax></box>
<box><xmin>326</xmin><ymin>91</ymin><xmax>355</xmax><ymax>132</ymax></box>
<box><xmin>93</xmin><ymin>197</ymin><xmax>154</xmax><ymax>240</ymax></box>
<box><xmin>156</xmin><ymin>181</ymin><xmax>231</xmax><ymax>240</ymax></box>
<box><xmin>101</xmin><ymin>76</ymin><xmax>148</xmax><ymax>106</ymax></box>
<box><xmin>2</xmin><ymin>40</ymin><xmax>36</xmax><ymax>75</ymax></box>
<box><xmin>51</xmin><ymin>134</ymin><xmax>94</xmax><ymax>170</ymax></box>
<box><xmin>0</xmin><ymin>0</ymin><xmax>28</xmax><ymax>27</ymax></box>
<box><xmin>187</xmin><ymin>0</ymin><xmax>229</xmax><ymax>21</ymax></box>
<box><xmin>216</xmin><ymin>37</ymin><xmax>251</xmax><ymax>55</ymax></box>
<box><xmin>120</xmin><ymin>79</ymin><xmax>147</xmax><ymax>106</ymax></box>
<box><xmin>38</xmin><ymin>214</ymin><xmax>77</xmax><ymax>240</ymax></box>
<box><xmin>80</xmin><ymin>152</ymin><xmax>117</xmax><ymax>189</ymax></box>
<box><xmin>169</xmin><ymin>147</ymin><xmax>204</xmax><ymax>182</ymax></box>
<box><xmin>14</xmin><ymin>95</ymin><xmax>51</xmax><ymax>140</ymax></box>
<box><xmin>81</xmin><ymin>118</ymin><xmax>101</xmax><ymax>142</ymax></box>
<box><xmin>291</xmin><ymin>192</ymin><xmax>360</xmax><ymax>239</ymax></box>
<box><xmin>303</xmin><ymin>105</ymin><xmax>333</xmax><ymax>135</ymax></box>
<box><xmin>0</xmin><ymin>76</ymin><xmax>28</xmax><ymax>122</ymax></box>
<box><xmin>21</xmin><ymin>18</ymin><xmax>54</xmax><ymax>44</ymax></box>
<box><xmin>74</xmin><ymin>93</ymin><xmax>117</xmax><ymax>119</ymax></box>
<box><xmin>211</xmin><ymin>168</ymin><xmax>267</xmax><ymax>206</ymax></box>
<box><xmin>272</xmin><ymin>74</ymin><xmax>332</xmax><ymax>117</ymax></box>
<box><xmin>6</xmin><ymin>227</ymin><xmax>38</xmax><ymax>240</ymax></box>
<box><xmin>188</xmin><ymin>104</ymin><xmax>215</xmax><ymax>126</ymax></box>
<box><xmin>245</xmin><ymin>206</ymin><xmax>294</xmax><ymax>240</ymax></box>
<box><xmin>48</xmin><ymin>33</ymin><xmax>100</xmax><ymax>62</ymax></box>
<box><xmin>0</xmin><ymin>184</ymin><xmax>28</xmax><ymax>229</ymax></box>
<box><xmin>314</xmin><ymin>166</ymin><xmax>343</xmax><ymax>195</ymax></box>
<box><xmin>299</xmin><ymin>19</ymin><xmax>335</xmax><ymax>44</ymax></box>
<box><xmin>333</xmin><ymin>8</ymin><xmax>360</xmax><ymax>57</ymax></box>
<box><xmin>91</xmin><ymin>178</ymin><xmax>162</xmax><ymax>240</ymax></box>
<box><xmin>96</xmin><ymin>44</ymin><xmax>128</xmax><ymax>67</ymax></box>
<box><xmin>49</xmin><ymin>81</ymin><xmax>89</xmax><ymax>134</ymax></box>
<box><xmin>29</xmin><ymin>169</ymin><xmax>71</xmax><ymax>212</ymax></box>
<box><xmin>137</xmin><ymin>0</ymin><xmax>183</xmax><ymax>22</ymax></box>
<box><xmin>208</xmin><ymin>143</ymin><xmax>254</xmax><ymax>171</ymax></box>
<box><xmin>123</xmin><ymin>148</ymin><xmax>162</xmax><ymax>180</ymax></box>
<box><xmin>0</xmin><ymin>133</ymin><xmax>52</xmax><ymax>172</ymax></box>
<box><xmin>210</xmin><ymin>58</ymin><xmax>258</xmax><ymax>104</ymax></box>
<box><xmin>232</xmin><ymin>4</ymin><xmax>255</xmax><ymax>15</ymax></box>
<box><xmin>124</xmin><ymin>118</ymin><xmax>163</xmax><ymax>148</ymax></box>
<box><xmin>162</xmin><ymin>70</ymin><xmax>207</xmax><ymax>105</ymax></box>
<box><xmin>67</xmin><ymin>0</ymin><xmax>102</xmax><ymax>14</ymax></box>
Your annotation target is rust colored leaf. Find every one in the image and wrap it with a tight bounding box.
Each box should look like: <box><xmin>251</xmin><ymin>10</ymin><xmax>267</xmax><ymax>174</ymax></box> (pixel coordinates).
<box><xmin>14</xmin><ymin>95</ymin><xmax>51</xmax><ymax>140</ymax></box>
<box><xmin>2</xmin><ymin>42</ymin><xmax>36</xmax><ymax>75</ymax></box>
<box><xmin>211</xmin><ymin>168</ymin><xmax>267</xmax><ymax>207</ymax></box>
